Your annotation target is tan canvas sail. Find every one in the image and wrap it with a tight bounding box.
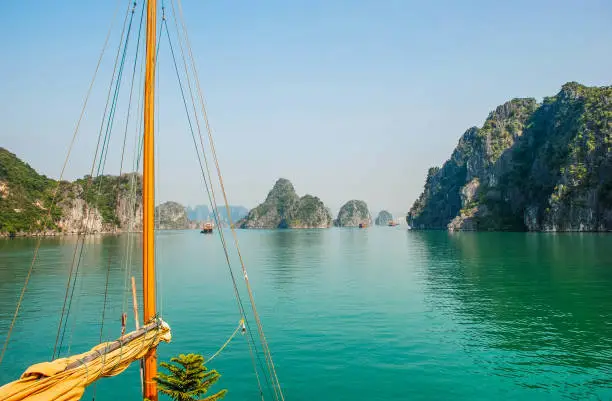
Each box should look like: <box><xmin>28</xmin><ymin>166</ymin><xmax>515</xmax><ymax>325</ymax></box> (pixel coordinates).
<box><xmin>0</xmin><ymin>319</ymin><xmax>171</xmax><ymax>401</ymax></box>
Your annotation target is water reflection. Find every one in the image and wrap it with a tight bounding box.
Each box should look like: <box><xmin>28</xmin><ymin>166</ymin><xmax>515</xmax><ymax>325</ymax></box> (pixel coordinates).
<box><xmin>0</xmin><ymin>235</ymin><xmax>131</xmax><ymax>294</ymax></box>
<box><xmin>411</xmin><ymin>231</ymin><xmax>612</xmax><ymax>398</ymax></box>
<box><xmin>260</xmin><ymin>230</ymin><xmax>325</xmax><ymax>290</ymax></box>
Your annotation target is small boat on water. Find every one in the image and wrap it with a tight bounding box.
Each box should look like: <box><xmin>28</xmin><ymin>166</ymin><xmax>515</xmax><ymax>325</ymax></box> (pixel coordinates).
<box><xmin>359</xmin><ymin>223</ymin><xmax>368</xmax><ymax>228</ymax></box>
<box><xmin>388</xmin><ymin>221</ymin><xmax>399</xmax><ymax>227</ymax></box>
<box><xmin>200</xmin><ymin>221</ymin><xmax>214</xmax><ymax>234</ymax></box>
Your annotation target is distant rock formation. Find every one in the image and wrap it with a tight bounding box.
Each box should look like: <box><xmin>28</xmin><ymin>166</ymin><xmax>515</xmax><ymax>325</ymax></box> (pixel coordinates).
<box><xmin>185</xmin><ymin>205</ymin><xmax>210</xmax><ymax>222</ymax></box>
<box><xmin>186</xmin><ymin>204</ymin><xmax>248</xmax><ymax>226</ymax></box>
<box><xmin>375</xmin><ymin>210</ymin><xmax>393</xmax><ymax>225</ymax></box>
<box><xmin>237</xmin><ymin>178</ymin><xmax>332</xmax><ymax>229</ymax></box>
<box><xmin>155</xmin><ymin>201</ymin><xmax>189</xmax><ymax>230</ymax></box>
<box><xmin>334</xmin><ymin>200</ymin><xmax>371</xmax><ymax>227</ymax></box>
<box><xmin>216</xmin><ymin>205</ymin><xmax>249</xmax><ymax>225</ymax></box>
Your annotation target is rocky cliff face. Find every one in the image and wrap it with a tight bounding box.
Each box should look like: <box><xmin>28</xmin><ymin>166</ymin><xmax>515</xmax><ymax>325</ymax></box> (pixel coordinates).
<box><xmin>335</xmin><ymin>200</ymin><xmax>371</xmax><ymax>227</ymax></box>
<box><xmin>237</xmin><ymin>178</ymin><xmax>332</xmax><ymax>229</ymax></box>
<box><xmin>375</xmin><ymin>210</ymin><xmax>393</xmax><ymax>225</ymax></box>
<box><xmin>0</xmin><ymin>147</ymin><xmax>145</xmax><ymax>236</ymax></box>
<box><xmin>409</xmin><ymin>82</ymin><xmax>612</xmax><ymax>232</ymax></box>
<box><xmin>156</xmin><ymin>201</ymin><xmax>189</xmax><ymax>230</ymax></box>
<box><xmin>0</xmin><ymin>147</ymin><xmax>203</xmax><ymax>236</ymax></box>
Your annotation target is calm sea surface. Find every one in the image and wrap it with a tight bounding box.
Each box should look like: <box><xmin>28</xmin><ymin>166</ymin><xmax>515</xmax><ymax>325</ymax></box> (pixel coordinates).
<box><xmin>1</xmin><ymin>229</ymin><xmax>612</xmax><ymax>400</ymax></box>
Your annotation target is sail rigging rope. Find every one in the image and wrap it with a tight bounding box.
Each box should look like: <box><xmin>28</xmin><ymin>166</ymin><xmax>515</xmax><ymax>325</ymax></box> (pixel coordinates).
<box><xmin>161</xmin><ymin>12</ymin><xmax>271</xmax><ymax>400</ymax></box>
<box><xmin>173</xmin><ymin>0</ymin><xmax>286</xmax><ymax>398</ymax></box>
<box><xmin>91</xmin><ymin>4</ymin><xmax>146</xmax><ymax>400</ymax></box>
<box><xmin>57</xmin><ymin>241</ymin><xmax>87</xmax><ymax>356</ymax></box>
<box><xmin>205</xmin><ymin>320</ymin><xmax>244</xmax><ymax>364</ymax></box>
<box><xmin>100</xmin><ymin>0</ymin><xmax>146</xmax><ymax>346</ymax></box>
<box><xmin>120</xmin><ymin>1</ymin><xmax>147</xmax><ymax>317</ymax></box>
<box><xmin>66</xmin><ymin>251</ymin><xmax>86</xmax><ymax>355</ymax></box>
<box><xmin>54</xmin><ymin>0</ymin><xmax>141</xmax><ymax>360</ymax></box>
<box><xmin>119</xmin><ymin>0</ymin><xmax>146</xmax><ymax>180</ymax></box>
<box><xmin>96</xmin><ymin>1</ymin><xmax>140</xmax><ymax>178</ymax></box>
<box><xmin>167</xmin><ymin>0</ymin><xmax>285</xmax><ymax>398</ymax></box>
<box><xmin>0</xmin><ymin>0</ymin><xmax>124</xmax><ymax>369</ymax></box>
<box><xmin>52</xmin><ymin>0</ymin><xmax>133</xmax><ymax>360</ymax></box>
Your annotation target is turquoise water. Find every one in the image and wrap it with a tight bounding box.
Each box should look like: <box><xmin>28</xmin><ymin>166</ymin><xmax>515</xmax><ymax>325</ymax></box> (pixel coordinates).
<box><xmin>1</xmin><ymin>229</ymin><xmax>612</xmax><ymax>400</ymax></box>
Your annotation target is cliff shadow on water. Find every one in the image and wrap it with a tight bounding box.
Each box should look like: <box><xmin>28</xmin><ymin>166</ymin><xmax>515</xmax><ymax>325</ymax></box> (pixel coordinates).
<box><xmin>408</xmin><ymin>231</ymin><xmax>612</xmax><ymax>397</ymax></box>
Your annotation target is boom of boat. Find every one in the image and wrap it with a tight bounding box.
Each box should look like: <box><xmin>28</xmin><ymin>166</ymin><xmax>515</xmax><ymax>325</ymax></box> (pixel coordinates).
<box><xmin>0</xmin><ymin>321</ymin><xmax>170</xmax><ymax>401</ymax></box>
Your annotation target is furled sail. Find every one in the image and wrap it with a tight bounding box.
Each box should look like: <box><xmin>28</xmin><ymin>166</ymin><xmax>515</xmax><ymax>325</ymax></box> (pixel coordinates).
<box><xmin>0</xmin><ymin>319</ymin><xmax>171</xmax><ymax>401</ymax></box>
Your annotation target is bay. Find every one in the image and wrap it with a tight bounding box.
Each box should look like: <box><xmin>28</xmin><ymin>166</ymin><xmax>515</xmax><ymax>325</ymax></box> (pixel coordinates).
<box><xmin>1</xmin><ymin>229</ymin><xmax>611</xmax><ymax>400</ymax></box>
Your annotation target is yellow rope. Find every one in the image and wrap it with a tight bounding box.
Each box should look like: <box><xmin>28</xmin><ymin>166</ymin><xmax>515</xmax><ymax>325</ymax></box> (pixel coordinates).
<box><xmin>205</xmin><ymin>320</ymin><xmax>244</xmax><ymax>364</ymax></box>
<box><xmin>163</xmin><ymin>4</ymin><xmax>268</xmax><ymax>398</ymax></box>
<box><xmin>173</xmin><ymin>2</ymin><xmax>285</xmax><ymax>399</ymax></box>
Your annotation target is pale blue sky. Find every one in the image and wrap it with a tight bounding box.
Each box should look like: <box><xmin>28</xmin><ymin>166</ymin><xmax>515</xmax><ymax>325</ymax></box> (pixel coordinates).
<box><xmin>1</xmin><ymin>0</ymin><xmax>611</xmax><ymax>216</ymax></box>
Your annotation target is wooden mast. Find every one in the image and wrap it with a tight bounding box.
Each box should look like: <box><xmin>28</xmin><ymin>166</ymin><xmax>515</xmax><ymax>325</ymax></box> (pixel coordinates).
<box><xmin>143</xmin><ymin>0</ymin><xmax>157</xmax><ymax>399</ymax></box>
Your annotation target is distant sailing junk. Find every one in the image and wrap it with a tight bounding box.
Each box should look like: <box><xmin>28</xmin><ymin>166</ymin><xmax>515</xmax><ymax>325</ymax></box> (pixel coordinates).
<box><xmin>388</xmin><ymin>217</ymin><xmax>402</xmax><ymax>227</ymax></box>
<box><xmin>201</xmin><ymin>221</ymin><xmax>214</xmax><ymax>234</ymax></box>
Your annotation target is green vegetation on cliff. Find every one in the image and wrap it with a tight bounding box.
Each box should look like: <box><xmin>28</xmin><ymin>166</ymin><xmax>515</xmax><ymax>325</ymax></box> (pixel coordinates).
<box><xmin>0</xmin><ymin>148</ymin><xmax>143</xmax><ymax>235</ymax></box>
<box><xmin>237</xmin><ymin>178</ymin><xmax>332</xmax><ymax>229</ymax></box>
<box><xmin>409</xmin><ymin>82</ymin><xmax>612</xmax><ymax>232</ymax></box>
<box><xmin>0</xmin><ymin>148</ymin><xmax>61</xmax><ymax>233</ymax></box>
<box><xmin>75</xmin><ymin>174</ymin><xmax>141</xmax><ymax>226</ymax></box>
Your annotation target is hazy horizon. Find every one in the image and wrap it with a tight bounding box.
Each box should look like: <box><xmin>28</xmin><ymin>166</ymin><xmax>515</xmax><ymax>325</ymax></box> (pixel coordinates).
<box><xmin>2</xmin><ymin>1</ymin><xmax>611</xmax><ymax>216</ymax></box>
